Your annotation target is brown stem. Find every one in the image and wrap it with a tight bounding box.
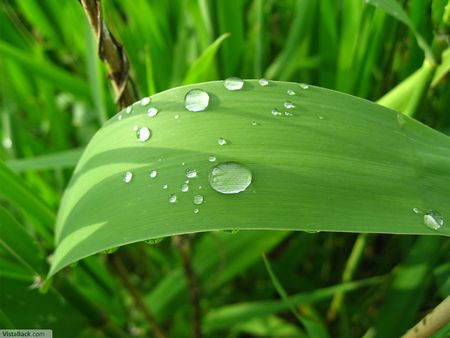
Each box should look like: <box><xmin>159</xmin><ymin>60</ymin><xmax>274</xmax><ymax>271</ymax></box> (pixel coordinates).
<box><xmin>79</xmin><ymin>0</ymin><xmax>136</xmax><ymax>108</ymax></box>
<box><xmin>173</xmin><ymin>235</ymin><xmax>203</xmax><ymax>338</ymax></box>
<box><xmin>109</xmin><ymin>254</ymin><xmax>166</xmax><ymax>338</ymax></box>
<box><xmin>402</xmin><ymin>296</ymin><xmax>450</xmax><ymax>338</ymax></box>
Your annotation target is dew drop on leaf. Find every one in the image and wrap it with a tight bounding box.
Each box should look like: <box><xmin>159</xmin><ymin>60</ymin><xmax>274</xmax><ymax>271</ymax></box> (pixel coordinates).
<box><xmin>194</xmin><ymin>208</ymin><xmax>199</xmax><ymax>214</ymax></box>
<box><xmin>163</xmin><ymin>184</ymin><xmax>168</xmax><ymax>190</ymax></box>
<box><xmin>140</xmin><ymin>97</ymin><xmax>151</xmax><ymax>106</ymax></box>
<box><xmin>147</xmin><ymin>107</ymin><xmax>158</xmax><ymax>117</ymax></box>
<box><xmin>224</xmin><ymin>77</ymin><xmax>244</xmax><ymax>91</ymax></box>
<box><xmin>423</xmin><ymin>210</ymin><xmax>444</xmax><ymax>230</ymax></box>
<box><xmin>258</xmin><ymin>78</ymin><xmax>269</xmax><ymax>86</ymax></box>
<box><xmin>193</xmin><ymin>194</ymin><xmax>204</xmax><ymax>205</ymax></box>
<box><xmin>272</xmin><ymin>108</ymin><xmax>281</xmax><ymax>116</ymax></box>
<box><xmin>284</xmin><ymin>101</ymin><xmax>295</xmax><ymax>109</ymax></box>
<box><xmin>287</xmin><ymin>89</ymin><xmax>296</xmax><ymax>95</ymax></box>
<box><xmin>218</xmin><ymin>137</ymin><xmax>228</xmax><ymax>145</ymax></box>
<box><xmin>186</xmin><ymin>169</ymin><xmax>198</xmax><ymax>178</ymax></box>
<box><xmin>174</xmin><ymin>114</ymin><xmax>180</xmax><ymax>119</ymax></box>
<box><xmin>299</xmin><ymin>83</ymin><xmax>309</xmax><ymax>89</ymax></box>
<box><xmin>184</xmin><ymin>89</ymin><xmax>209</xmax><ymax>112</ymax></box>
<box><xmin>126</xmin><ymin>106</ymin><xmax>132</xmax><ymax>114</ymax></box>
<box><xmin>137</xmin><ymin>127</ymin><xmax>151</xmax><ymax>142</ymax></box>
<box><xmin>181</xmin><ymin>183</ymin><xmax>189</xmax><ymax>192</ymax></box>
<box><xmin>149</xmin><ymin>170</ymin><xmax>158</xmax><ymax>178</ymax></box>
<box><xmin>208</xmin><ymin>162</ymin><xmax>252</xmax><ymax>194</ymax></box>
<box><xmin>208</xmin><ymin>154</ymin><xmax>216</xmax><ymax>162</ymax></box>
<box><xmin>123</xmin><ymin>171</ymin><xmax>133</xmax><ymax>183</ymax></box>
<box><xmin>169</xmin><ymin>194</ymin><xmax>177</xmax><ymax>203</ymax></box>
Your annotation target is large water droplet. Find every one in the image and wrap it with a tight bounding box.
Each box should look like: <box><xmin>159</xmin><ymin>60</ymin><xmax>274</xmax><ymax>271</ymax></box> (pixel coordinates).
<box><xmin>423</xmin><ymin>210</ymin><xmax>444</xmax><ymax>230</ymax></box>
<box><xmin>258</xmin><ymin>78</ymin><xmax>269</xmax><ymax>86</ymax></box>
<box><xmin>123</xmin><ymin>171</ymin><xmax>133</xmax><ymax>183</ymax></box>
<box><xmin>141</xmin><ymin>97</ymin><xmax>151</xmax><ymax>106</ymax></box>
<box><xmin>193</xmin><ymin>194</ymin><xmax>204</xmax><ymax>205</ymax></box>
<box><xmin>169</xmin><ymin>194</ymin><xmax>177</xmax><ymax>203</ymax></box>
<box><xmin>218</xmin><ymin>137</ymin><xmax>228</xmax><ymax>146</ymax></box>
<box><xmin>186</xmin><ymin>169</ymin><xmax>198</xmax><ymax>178</ymax></box>
<box><xmin>181</xmin><ymin>183</ymin><xmax>189</xmax><ymax>192</ymax></box>
<box><xmin>149</xmin><ymin>170</ymin><xmax>158</xmax><ymax>178</ymax></box>
<box><xmin>208</xmin><ymin>155</ymin><xmax>216</xmax><ymax>162</ymax></box>
<box><xmin>137</xmin><ymin>127</ymin><xmax>151</xmax><ymax>142</ymax></box>
<box><xmin>147</xmin><ymin>107</ymin><xmax>158</xmax><ymax>117</ymax></box>
<box><xmin>224</xmin><ymin>77</ymin><xmax>244</xmax><ymax>91</ymax></box>
<box><xmin>185</xmin><ymin>89</ymin><xmax>209</xmax><ymax>112</ymax></box>
<box><xmin>208</xmin><ymin>162</ymin><xmax>252</xmax><ymax>194</ymax></box>
<box><xmin>284</xmin><ymin>101</ymin><xmax>295</xmax><ymax>109</ymax></box>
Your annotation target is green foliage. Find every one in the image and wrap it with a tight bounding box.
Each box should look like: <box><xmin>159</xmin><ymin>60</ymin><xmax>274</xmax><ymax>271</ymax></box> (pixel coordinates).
<box><xmin>1</xmin><ymin>0</ymin><xmax>449</xmax><ymax>337</ymax></box>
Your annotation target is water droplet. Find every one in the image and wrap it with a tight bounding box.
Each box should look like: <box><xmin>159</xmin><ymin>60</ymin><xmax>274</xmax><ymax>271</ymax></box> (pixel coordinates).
<box><xmin>251</xmin><ymin>121</ymin><xmax>259</xmax><ymax>126</ymax></box>
<box><xmin>423</xmin><ymin>210</ymin><xmax>444</xmax><ymax>230</ymax></box>
<box><xmin>169</xmin><ymin>194</ymin><xmax>177</xmax><ymax>203</ymax></box>
<box><xmin>185</xmin><ymin>180</ymin><xmax>190</xmax><ymax>184</ymax></box>
<box><xmin>181</xmin><ymin>183</ymin><xmax>189</xmax><ymax>192</ymax></box>
<box><xmin>208</xmin><ymin>154</ymin><xmax>216</xmax><ymax>162</ymax></box>
<box><xmin>163</xmin><ymin>184</ymin><xmax>168</xmax><ymax>189</ymax></box>
<box><xmin>259</xmin><ymin>78</ymin><xmax>269</xmax><ymax>86</ymax></box>
<box><xmin>284</xmin><ymin>111</ymin><xmax>293</xmax><ymax>117</ymax></box>
<box><xmin>287</xmin><ymin>89</ymin><xmax>296</xmax><ymax>95</ymax></box>
<box><xmin>413</xmin><ymin>207</ymin><xmax>422</xmax><ymax>214</ymax></box>
<box><xmin>145</xmin><ymin>238</ymin><xmax>164</xmax><ymax>245</ymax></box>
<box><xmin>174</xmin><ymin>114</ymin><xmax>180</xmax><ymax>119</ymax></box>
<box><xmin>126</xmin><ymin>106</ymin><xmax>132</xmax><ymax>114</ymax></box>
<box><xmin>186</xmin><ymin>169</ymin><xmax>198</xmax><ymax>178</ymax></box>
<box><xmin>149</xmin><ymin>170</ymin><xmax>158</xmax><ymax>178</ymax></box>
<box><xmin>198</xmin><ymin>185</ymin><xmax>202</xmax><ymax>190</ymax></box>
<box><xmin>123</xmin><ymin>171</ymin><xmax>133</xmax><ymax>183</ymax></box>
<box><xmin>194</xmin><ymin>208</ymin><xmax>199</xmax><ymax>214</ymax></box>
<box><xmin>224</xmin><ymin>77</ymin><xmax>244</xmax><ymax>91</ymax></box>
<box><xmin>137</xmin><ymin>127</ymin><xmax>151</xmax><ymax>142</ymax></box>
<box><xmin>193</xmin><ymin>194</ymin><xmax>204</xmax><ymax>205</ymax></box>
<box><xmin>117</xmin><ymin>114</ymin><xmax>122</xmax><ymax>120</ymax></box>
<box><xmin>185</xmin><ymin>89</ymin><xmax>209</xmax><ymax>112</ymax></box>
<box><xmin>208</xmin><ymin>162</ymin><xmax>252</xmax><ymax>194</ymax></box>
<box><xmin>182</xmin><ymin>162</ymin><xmax>186</xmax><ymax>166</ymax></box>
<box><xmin>141</xmin><ymin>97</ymin><xmax>151</xmax><ymax>106</ymax></box>
<box><xmin>299</xmin><ymin>83</ymin><xmax>309</xmax><ymax>89</ymax></box>
<box><xmin>272</xmin><ymin>108</ymin><xmax>281</xmax><ymax>116</ymax></box>
<box><xmin>284</xmin><ymin>101</ymin><xmax>295</xmax><ymax>109</ymax></box>
<box><xmin>218</xmin><ymin>137</ymin><xmax>228</xmax><ymax>145</ymax></box>
<box><xmin>147</xmin><ymin>107</ymin><xmax>158</xmax><ymax>117</ymax></box>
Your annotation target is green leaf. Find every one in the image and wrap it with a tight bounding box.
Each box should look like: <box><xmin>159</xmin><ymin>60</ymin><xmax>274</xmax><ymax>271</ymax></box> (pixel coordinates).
<box><xmin>50</xmin><ymin>80</ymin><xmax>450</xmax><ymax>276</ymax></box>
<box><xmin>365</xmin><ymin>0</ymin><xmax>435</xmax><ymax>62</ymax></box>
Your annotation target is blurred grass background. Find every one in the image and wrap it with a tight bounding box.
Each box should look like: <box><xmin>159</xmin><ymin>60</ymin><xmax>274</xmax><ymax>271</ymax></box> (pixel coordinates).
<box><xmin>0</xmin><ymin>0</ymin><xmax>449</xmax><ymax>337</ymax></box>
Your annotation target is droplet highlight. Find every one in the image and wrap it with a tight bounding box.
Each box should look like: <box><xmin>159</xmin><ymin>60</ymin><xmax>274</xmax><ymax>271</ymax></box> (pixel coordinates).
<box><xmin>123</xmin><ymin>171</ymin><xmax>133</xmax><ymax>183</ymax></box>
<box><xmin>224</xmin><ymin>77</ymin><xmax>244</xmax><ymax>91</ymax></box>
<box><xmin>185</xmin><ymin>89</ymin><xmax>209</xmax><ymax>112</ymax></box>
<box><xmin>208</xmin><ymin>162</ymin><xmax>252</xmax><ymax>194</ymax></box>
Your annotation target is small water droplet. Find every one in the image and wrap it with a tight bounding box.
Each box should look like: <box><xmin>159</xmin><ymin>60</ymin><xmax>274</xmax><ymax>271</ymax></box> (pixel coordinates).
<box><xmin>284</xmin><ymin>111</ymin><xmax>293</xmax><ymax>117</ymax></box>
<box><xmin>208</xmin><ymin>155</ymin><xmax>216</xmax><ymax>162</ymax></box>
<box><xmin>258</xmin><ymin>78</ymin><xmax>269</xmax><ymax>86</ymax></box>
<box><xmin>272</xmin><ymin>108</ymin><xmax>281</xmax><ymax>116</ymax></box>
<box><xmin>423</xmin><ymin>210</ymin><xmax>444</xmax><ymax>230</ymax></box>
<box><xmin>218</xmin><ymin>137</ymin><xmax>228</xmax><ymax>145</ymax></box>
<box><xmin>185</xmin><ymin>89</ymin><xmax>209</xmax><ymax>112</ymax></box>
<box><xmin>123</xmin><ymin>171</ymin><xmax>133</xmax><ymax>183</ymax></box>
<box><xmin>182</xmin><ymin>162</ymin><xmax>186</xmax><ymax>166</ymax></box>
<box><xmin>174</xmin><ymin>114</ymin><xmax>180</xmax><ymax>119</ymax></box>
<box><xmin>149</xmin><ymin>170</ymin><xmax>158</xmax><ymax>178</ymax></box>
<box><xmin>185</xmin><ymin>180</ymin><xmax>190</xmax><ymax>184</ymax></box>
<box><xmin>181</xmin><ymin>183</ymin><xmax>189</xmax><ymax>192</ymax></box>
<box><xmin>194</xmin><ymin>208</ymin><xmax>199</xmax><ymax>214</ymax></box>
<box><xmin>147</xmin><ymin>107</ymin><xmax>158</xmax><ymax>117</ymax></box>
<box><xmin>251</xmin><ymin>121</ymin><xmax>259</xmax><ymax>126</ymax></box>
<box><xmin>126</xmin><ymin>106</ymin><xmax>132</xmax><ymax>114</ymax></box>
<box><xmin>137</xmin><ymin>127</ymin><xmax>151</xmax><ymax>142</ymax></box>
<box><xmin>198</xmin><ymin>185</ymin><xmax>202</xmax><ymax>190</ymax></box>
<box><xmin>284</xmin><ymin>101</ymin><xmax>295</xmax><ymax>109</ymax></box>
<box><xmin>224</xmin><ymin>77</ymin><xmax>244</xmax><ymax>91</ymax></box>
<box><xmin>208</xmin><ymin>162</ymin><xmax>252</xmax><ymax>194</ymax></box>
<box><xmin>163</xmin><ymin>184</ymin><xmax>168</xmax><ymax>189</ymax></box>
<box><xmin>141</xmin><ymin>97</ymin><xmax>151</xmax><ymax>106</ymax></box>
<box><xmin>186</xmin><ymin>169</ymin><xmax>198</xmax><ymax>178</ymax></box>
<box><xmin>117</xmin><ymin>114</ymin><xmax>122</xmax><ymax>120</ymax></box>
<box><xmin>299</xmin><ymin>83</ymin><xmax>309</xmax><ymax>89</ymax></box>
<box><xmin>287</xmin><ymin>89</ymin><xmax>296</xmax><ymax>95</ymax></box>
<box><xmin>169</xmin><ymin>194</ymin><xmax>177</xmax><ymax>203</ymax></box>
<box><xmin>145</xmin><ymin>238</ymin><xmax>164</xmax><ymax>245</ymax></box>
<box><xmin>193</xmin><ymin>194</ymin><xmax>204</xmax><ymax>205</ymax></box>
<box><xmin>413</xmin><ymin>207</ymin><xmax>422</xmax><ymax>214</ymax></box>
